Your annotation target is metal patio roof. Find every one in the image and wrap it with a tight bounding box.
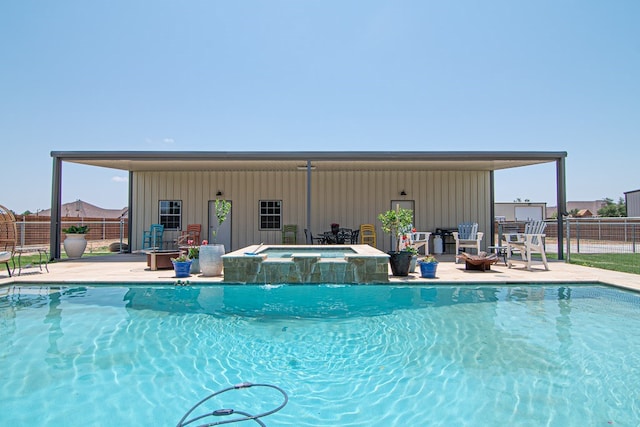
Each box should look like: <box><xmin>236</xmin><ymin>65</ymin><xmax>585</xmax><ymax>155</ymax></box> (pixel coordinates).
<box><xmin>51</xmin><ymin>150</ymin><xmax>566</xmax><ymax>172</ymax></box>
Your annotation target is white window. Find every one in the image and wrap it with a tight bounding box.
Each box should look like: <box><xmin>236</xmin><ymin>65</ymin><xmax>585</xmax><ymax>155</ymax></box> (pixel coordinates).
<box><xmin>259</xmin><ymin>200</ymin><xmax>281</xmax><ymax>230</ymax></box>
<box><xmin>159</xmin><ymin>200</ymin><xmax>182</xmax><ymax>230</ymax></box>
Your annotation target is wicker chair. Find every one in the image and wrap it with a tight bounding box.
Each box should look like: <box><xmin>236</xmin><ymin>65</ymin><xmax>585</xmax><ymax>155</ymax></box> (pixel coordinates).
<box><xmin>0</xmin><ymin>204</ymin><xmax>17</xmax><ymax>277</ymax></box>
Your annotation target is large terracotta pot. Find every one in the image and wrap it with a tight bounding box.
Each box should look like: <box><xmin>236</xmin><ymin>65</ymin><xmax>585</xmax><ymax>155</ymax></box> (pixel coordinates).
<box><xmin>63</xmin><ymin>234</ymin><xmax>87</xmax><ymax>259</ymax></box>
<box><xmin>199</xmin><ymin>244</ymin><xmax>225</xmax><ymax>276</ymax></box>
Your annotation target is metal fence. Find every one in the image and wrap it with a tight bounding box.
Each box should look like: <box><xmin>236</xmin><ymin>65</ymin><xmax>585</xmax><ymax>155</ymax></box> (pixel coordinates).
<box><xmin>15</xmin><ymin>217</ymin><xmax>129</xmax><ymax>253</ymax></box>
<box><xmin>496</xmin><ymin>218</ymin><xmax>640</xmax><ymax>261</ymax></box>
<box><xmin>564</xmin><ymin>218</ymin><xmax>639</xmax><ymax>258</ymax></box>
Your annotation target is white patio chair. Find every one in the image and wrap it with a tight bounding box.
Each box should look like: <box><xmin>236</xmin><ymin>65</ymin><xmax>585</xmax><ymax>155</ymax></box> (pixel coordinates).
<box><xmin>410</xmin><ymin>230</ymin><xmax>431</xmax><ymax>254</ymax></box>
<box><xmin>452</xmin><ymin>222</ymin><xmax>483</xmax><ymax>263</ymax></box>
<box><xmin>505</xmin><ymin>220</ymin><xmax>549</xmax><ymax>271</ymax></box>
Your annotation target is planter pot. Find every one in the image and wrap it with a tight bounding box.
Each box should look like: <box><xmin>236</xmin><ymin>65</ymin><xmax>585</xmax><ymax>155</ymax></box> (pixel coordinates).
<box><xmin>189</xmin><ymin>258</ymin><xmax>200</xmax><ymax>274</ymax></box>
<box><xmin>409</xmin><ymin>255</ymin><xmax>418</xmax><ymax>273</ymax></box>
<box><xmin>199</xmin><ymin>244</ymin><xmax>225</xmax><ymax>276</ymax></box>
<box><xmin>63</xmin><ymin>233</ymin><xmax>87</xmax><ymax>259</ymax></box>
<box><xmin>388</xmin><ymin>251</ymin><xmax>412</xmax><ymax>277</ymax></box>
<box><xmin>172</xmin><ymin>260</ymin><xmax>192</xmax><ymax>278</ymax></box>
<box><xmin>419</xmin><ymin>261</ymin><xmax>438</xmax><ymax>279</ymax></box>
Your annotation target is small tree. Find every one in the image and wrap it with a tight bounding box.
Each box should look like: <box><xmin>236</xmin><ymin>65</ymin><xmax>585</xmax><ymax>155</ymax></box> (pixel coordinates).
<box><xmin>377</xmin><ymin>207</ymin><xmax>413</xmax><ymax>252</ymax></box>
<box><xmin>597</xmin><ymin>197</ymin><xmax>626</xmax><ymax>217</ymax></box>
<box><xmin>210</xmin><ymin>199</ymin><xmax>231</xmax><ymax>243</ymax></box>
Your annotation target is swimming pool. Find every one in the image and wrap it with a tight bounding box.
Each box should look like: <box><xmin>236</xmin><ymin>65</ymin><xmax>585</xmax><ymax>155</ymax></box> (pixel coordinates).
<box><xmin>1</xmin><ymin>283</ymin><xmax>639</xmax><ymax>426</ymax></box>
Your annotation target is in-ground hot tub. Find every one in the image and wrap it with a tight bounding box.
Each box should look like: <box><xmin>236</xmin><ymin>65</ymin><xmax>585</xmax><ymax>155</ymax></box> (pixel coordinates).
<box><xmin>222</xmin><ymin>244</ymin><xmax>390</xmax><ymax>284</ymax></box>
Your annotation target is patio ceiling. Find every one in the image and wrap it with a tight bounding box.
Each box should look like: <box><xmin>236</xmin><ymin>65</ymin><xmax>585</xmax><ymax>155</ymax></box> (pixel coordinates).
<box><xmin>51</xmin><ymin>151</ymin><xmax>566</xmax><ymax>172</ymax></box>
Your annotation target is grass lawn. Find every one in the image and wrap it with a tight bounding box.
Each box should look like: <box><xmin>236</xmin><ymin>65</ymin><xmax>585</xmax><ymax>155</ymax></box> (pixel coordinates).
<box><xmin>11</xmin><ymin>244</ymin><xmax>120</xmax><ymax>269</ymax></box>
<box><xmin>567</xmin><ymin>253</ymin><xmax>640</xmax><ymax>275</ymax></box>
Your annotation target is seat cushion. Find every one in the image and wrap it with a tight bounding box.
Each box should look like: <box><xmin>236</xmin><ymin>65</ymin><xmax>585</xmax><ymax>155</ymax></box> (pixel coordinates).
<box><xmin>0</xmin><ymin>251</ymin><xmax>11</xmax><ymax>262</ymax></box>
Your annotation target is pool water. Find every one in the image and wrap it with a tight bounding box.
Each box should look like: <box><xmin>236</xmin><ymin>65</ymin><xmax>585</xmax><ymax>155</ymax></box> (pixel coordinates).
<box><xmin>1</xmin><ymin>284</ymin><xmax>639</xmax><ymax>426</ymax></box>
<box><xmin>259</xmin><ymin>247</ymin><xmax>356</xmax><ymax>258</ymax></box>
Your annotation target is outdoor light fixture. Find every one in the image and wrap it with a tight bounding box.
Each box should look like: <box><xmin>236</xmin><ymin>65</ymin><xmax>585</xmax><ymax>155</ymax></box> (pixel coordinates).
<box><xmin>216</xmin><ymin>191</ymin><xmax>223</xmax><ymax>196</ymax></box>
<box><xmin>400</xmin><ymin>190</ymin><xmax>407</xmax><ymax>196</ymax></box>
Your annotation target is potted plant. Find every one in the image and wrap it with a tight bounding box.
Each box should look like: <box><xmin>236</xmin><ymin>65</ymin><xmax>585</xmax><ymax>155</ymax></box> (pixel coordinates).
<box><xmin>418</xmin><ymin>255</ymin><xmax>439</xmax><ymax>279</ymax></box>
<box><xmin>170</xmin><ymin>253</ymin><xmax>193</xmax><ymax>278</ymax></box>
<box><xmin>184</xmin><ymin>239</ymin><xmax>206</xmax><ymax>274</ymax></box>
<box><xmin>62</xmin><ymin>225</ymin><xmax>89</xmax><ymax>259</ymax></box>
<box><xmin>405</xmin><ymin>245</ymin><xmax>419</xmax><ymax>273</ymax></box>
<box><xmin>200</xmin><ymin>199</ymin><xmax>231</xmax><ymax>276</ymax></box>
<box><xmin>377</xmin><ymin>206</ymin><xmax>414</xmax><ymax>276</ymax></box>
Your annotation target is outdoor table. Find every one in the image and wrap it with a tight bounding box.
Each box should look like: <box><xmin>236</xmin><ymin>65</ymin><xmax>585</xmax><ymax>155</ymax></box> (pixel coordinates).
<box><xmin>14</xmin><ymin>246</ymin><xmax>50</xmax><ymax>275</ymax></box>
<box><xmin>487</xmin><ymin>245</ymin><xmax>508</xmax><ymax>265</ymax></box>
<box><xmin>145</xmin><ymin>250</ymin><xmax>181</xmax><ymax>271</ymax></box>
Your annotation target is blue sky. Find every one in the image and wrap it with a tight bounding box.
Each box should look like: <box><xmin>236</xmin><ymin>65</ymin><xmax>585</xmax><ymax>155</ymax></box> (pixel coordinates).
<box><xmin>1</xmin><ymin>1</ymin><xmax>638</xmax><ymax>214</ymax></box>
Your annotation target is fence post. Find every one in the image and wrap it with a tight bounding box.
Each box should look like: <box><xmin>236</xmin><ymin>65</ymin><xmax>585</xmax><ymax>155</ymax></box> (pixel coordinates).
<box><xmin>634</xmin><ymin>223</ymin><xmax>637</xmax><ymax>254</ymax></box>
<box><xmin>566</xmin><ymin>218</ymin><xmax>571</xmax><ymax>261</ymax></box>
<box><xmin>575</xmin><ymin>220</ymin><xmax>580</xmax><ymax>253</ymax></box>
<box><xmin>120</xmin><ymin>218</ymin><xmax>124</xmax><ymax>254</ymax></box>
<box><xmin>19</xmin><ymin>221</ymin><xmax>25</xmax><ymax>247</ymax></box>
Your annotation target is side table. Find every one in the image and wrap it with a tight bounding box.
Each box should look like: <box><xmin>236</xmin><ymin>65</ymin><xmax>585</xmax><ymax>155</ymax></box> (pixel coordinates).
<box><xmin>487</xmin><ymin>245</ymin><xmax>508</xmax><ymax>265</ymax></box>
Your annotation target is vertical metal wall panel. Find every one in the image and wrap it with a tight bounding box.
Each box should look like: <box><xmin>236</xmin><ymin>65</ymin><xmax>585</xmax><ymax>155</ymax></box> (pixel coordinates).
<box><xmin>131</xmin><ymin>169</ymin><xmax>491</xmax><ymax>252</ymax></box>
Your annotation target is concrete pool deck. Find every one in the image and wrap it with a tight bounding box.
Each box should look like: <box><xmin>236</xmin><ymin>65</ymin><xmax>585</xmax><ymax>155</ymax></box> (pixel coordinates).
<box><xmin>1</xmin><ymin>252</ymin><xmax>638</xmax><ymax>292</ymax></box>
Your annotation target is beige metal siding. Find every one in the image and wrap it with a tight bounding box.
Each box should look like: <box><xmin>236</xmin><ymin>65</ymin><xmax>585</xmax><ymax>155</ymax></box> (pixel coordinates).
<box><xmin>132</xmin><ymin>170</ymin><xmax>491</xmax><ymax>252</ymax></box>
<box><xmin>627</xmin><ymin>191</ymin><xmax>640</xmax><ymax>217</ymax></box>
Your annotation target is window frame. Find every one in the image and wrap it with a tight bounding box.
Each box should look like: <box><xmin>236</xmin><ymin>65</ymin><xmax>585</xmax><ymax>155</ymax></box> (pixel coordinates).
<box><xmin>159</xmin><ymin>200</ymin><xmax>182</xmax><ymax>231</ymax></box>
<box><xmin>258</xmin><ymin>200</ymin><xmax>282</xmax><ymax>231</ymax></box>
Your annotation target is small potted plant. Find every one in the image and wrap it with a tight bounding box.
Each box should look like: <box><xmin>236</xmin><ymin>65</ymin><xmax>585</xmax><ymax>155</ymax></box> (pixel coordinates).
<box><xmin>185</xmin><ymin>239</ymin><xmax>207</xmax><ymax>274</ymax></box>
<box><xmin>377</xmin><ymin>206</ymin><xmax>414</xmax><ymax>276</ymax></box>
<box><xmin>405</xmin><ymin>245</ymin><xmax>419</xmax><ymax>273</ymax></box>
<box><xmin>418</xmin><ymin>255</ymin><xmax>439</xmax><ymax>279</ymax></box>
<box><xmin>62</xmin><ymin>225</ymin><xmax>89</xmax><ymax>259</ymax></box>
<box><xmin>200</xmin><ymin>199</ymin><xmax>231</xmax><ymax>276</ymax></box>
<box><xmin>171</xmin><ymin>253</ymin><xmax>193</xmax><ymax>278</ymax></box>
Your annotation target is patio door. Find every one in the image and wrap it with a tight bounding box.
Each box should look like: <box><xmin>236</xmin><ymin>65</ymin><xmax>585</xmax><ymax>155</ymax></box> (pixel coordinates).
<box><xmin>389</xmin><ymin>200</ymin><xmax>415</xmax><ymax>250</ymax></box>
<box><xmin>209</xmin><ymin>200</ymin><xmax>232</xmax><ymax>252</ymax></box>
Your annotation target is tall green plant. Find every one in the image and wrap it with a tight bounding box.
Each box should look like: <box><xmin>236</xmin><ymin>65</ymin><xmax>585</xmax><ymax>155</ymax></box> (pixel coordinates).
<box><xmin>211</xmin><ymin>199</ymin><xmax>231</xmax><ymax>243</ymax></box>
<box><xmin>377</xmin><ymin>207</ymin><xmax>413</xmax><ymax>252</ymax></box>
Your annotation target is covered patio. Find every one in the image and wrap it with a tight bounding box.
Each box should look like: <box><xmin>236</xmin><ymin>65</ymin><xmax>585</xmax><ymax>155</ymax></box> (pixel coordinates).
<box><xmin>48</xmin><ymin>151</ymin><xmax>568</xmax><ymax>259</ymax></box>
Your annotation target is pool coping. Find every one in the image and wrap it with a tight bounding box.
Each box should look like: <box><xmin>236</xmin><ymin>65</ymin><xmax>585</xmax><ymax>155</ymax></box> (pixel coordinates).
<box><xmin>1</xmin><ymin>252</ymin><xmax>638</xmax><ymax>293</ymax></box>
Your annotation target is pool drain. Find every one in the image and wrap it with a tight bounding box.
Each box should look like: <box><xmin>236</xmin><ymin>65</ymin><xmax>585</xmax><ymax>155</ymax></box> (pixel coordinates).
<box><xmin>176</xmin><ymin>382</ymin><xmax>288</xmax><ymax>426</ymax></box>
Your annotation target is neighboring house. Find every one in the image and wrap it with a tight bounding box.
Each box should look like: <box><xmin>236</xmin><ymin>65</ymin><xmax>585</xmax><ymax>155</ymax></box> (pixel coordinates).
<box><xmin>625</xmin><ymin>189</ymin><xmax>640</xmax><ymax>217</ymax></box>
<box><xmin>494</xmin><ymin>202</ymin><xmax>547</xmax><ymax>221</ymax></box>
<box><xmin>574</xmin><ymin>209</ymin><xmax>593</xmax><ymax>218</ymax></box>
<box><xmin>38</xmin><ymin>199</ymin><xmax>128</xmax><ymax>219</ymax></box>
<box><xmin>48</xmin><ymin>151</ymin><xmax>569</xmax><ymax>259</ymax></box>
<box><xmin>547</xmin><ymin>200</ymin><xmax>608</xmax><ymax>218</ymax></box>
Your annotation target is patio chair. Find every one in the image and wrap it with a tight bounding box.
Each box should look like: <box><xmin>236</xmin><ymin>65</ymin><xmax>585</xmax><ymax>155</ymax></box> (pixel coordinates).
<box><xmin>410</xmin><ymin>230</ymin><xmax>432</xmax><ymax>254</ymax></box>
<box><xmin>505</xmin><ymin>220</ymin><xmax>549</xmax><ymax>271</ymax></box>
<box><xmin>282</xmin><ymin>224</ymin><xmax>297</xmax><ymax>244</ymax></box>
<box><xmin>336</xmin><ymin>228</ymin><xmax>353</xmax><ymax>244</ymax></box>
<box><xmin>142</xmin><ymin>224</ymin><xmax>164</xmax><ymax>250</ymax></box>
<box><xmin>304</xmin><ymin>229</ymin><xmax>325</xmax><ymax>245</ymax></box>
<box><xmin>359</xmin><ymin>224</ymin><xmax>377</xmax><ymax>247</ymax></box>
<box><xmin>0</xmin><ymin>204</ymin><xmax>17</xmax><ymax>277</ymax></box>
<box><xmin>452</xmin><ymin>222</ymin><xmax>483</xmax><ymax>263</ymax></box>
<box><xmin>177</xmin><ymin>224</ymin><xmax>201</xmax><ymax>246</ymax></box>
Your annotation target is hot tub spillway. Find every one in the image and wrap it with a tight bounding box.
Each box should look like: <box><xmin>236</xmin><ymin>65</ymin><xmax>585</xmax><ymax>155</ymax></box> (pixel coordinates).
<box><xmin>222</xmin><ymin>245</ymin><xmax>389</xmax><ymax>284</ymax></box>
